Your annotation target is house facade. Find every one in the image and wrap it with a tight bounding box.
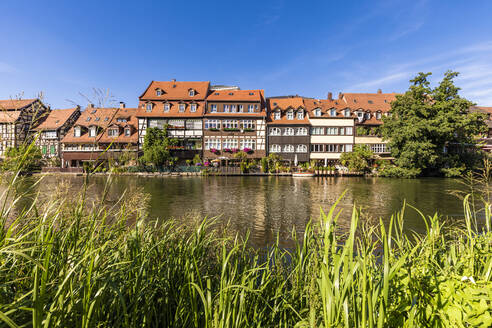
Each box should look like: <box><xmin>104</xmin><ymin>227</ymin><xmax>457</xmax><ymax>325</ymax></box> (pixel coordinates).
<box><xmin>469</xmin><ymin>106</ymin><xmax>492</xmax><ymax>152</ymax></box>
<box><xmin>203</xmin><ymin>89</ymin><xmax>266</xmax><ymax>160</ymax></box>
<box><xmin>34</xmin><ymin>107</ymin><xmax>81</xmax><ymax>160</ymax></box>
<box><xmin>266</xmin><ymin>96</ymin><xmax>310</xmax><ymax>163</ymax></box>
<box><xmin>303</xmin><ymin>98</ymin><xmax>355</xmax><ymax>165</ymax></box>
<box><xmin>61</xmin><ymin>104</ymin><xmax>138</xmax><ymax>167</ymax></box>
<box><xmin>0</xmin><ymin>98</ymin><xmax>49</xmax><ymax>157</ymax></box>
<box><xmin>137</xmin><ymin>80</ymin><xmax>208</xmax><ymax>161</ymax></box>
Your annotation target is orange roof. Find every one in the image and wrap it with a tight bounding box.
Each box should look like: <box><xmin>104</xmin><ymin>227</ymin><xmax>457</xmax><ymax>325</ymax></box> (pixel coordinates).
<box><xmin>0</xmin><ymin>111</ymin><xmax>22</xmax><ymax>123</ymax></box>
<box><xmin>35</xmin><ymin>107</ymin><xmax>80</xmax><ymax>131</ymax></box>
<box><xmin>136</xmin><ymin>100</ymin><xmax>205</xmax><ymax>118</ymax></box>
<box><xmin>303</xmin><ymin>98</ymin><xmax>351</xmax><ymax>118</ymax></box>
<box><xmin>98</xmin><ymin>108</ymin><xmax>138</xmax><ymax>144</ymax></box>
<box><xmin>206</xmin><ymin>89</ymin><xmax>263</xmax><ymax>102</ymax></box>
<box><xmin>0</xmin><ymin>98</ymin><xmax>38</xmax><ymax>110</ymax></box>
<box><xmin>139</xmin><ymin>80</ymin><xmax>210</xmax><ymax>100</ymax></box>
<box><xmin>470</xmin><ymin>106</ymin><xmax>492</xmax><ymax>114</ymax></box>
<box><xmin>62</xmin><ymin>107</ymin><xmax>119</xmax><ymax>143</ymax></box>
<box><xmin>338</xmin><ymin>92</ymin><xmax>397</xmax><ymax>112</ymax></box>
<box><xmin>267</xmin><ymin>97</ymin><xmax>309</xmax><ymax>124</ymax></box>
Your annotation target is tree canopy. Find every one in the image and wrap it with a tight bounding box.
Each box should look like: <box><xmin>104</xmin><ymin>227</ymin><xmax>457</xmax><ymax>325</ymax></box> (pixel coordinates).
<box><xmin>340</xmin><ymin>145</ymin><xmax>373</xmax><ymax>173</ymax></box>
<box><xmin>381</xmin><ymin>71</ymin><xmax>487</xmax><ymax>177</ymax></box>
<box><xmin>140</xmin><ymin>126</ymin><xmax>178</xmax><ymax>167</ymax></box>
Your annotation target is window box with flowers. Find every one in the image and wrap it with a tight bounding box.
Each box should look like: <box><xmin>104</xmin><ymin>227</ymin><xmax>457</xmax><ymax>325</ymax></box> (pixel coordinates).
<box><xmin>210</xmin><ymin>148</ymin><xmax>219</xmax><ymax>154</ymax></box>
<box><xmin>231</xmin><ymin>148</ymin><xmax>239</xmax><ymax>153</ymax></box>
<box><xmin>208</xmin><ymin>128</ymin><xmax>219</xmax><ymax>131</ymax></box>
<box><xmin>223</xmin><ymin>128</ymin><xmax>240</xmax><ymax>132</ymax></box>
<box><xmin>243</xmin><ymin>147</ymin><xmax>253</xmax><ymax>153</ymax></box>
<box><xmin>223</xmin><ymin>148</ymin><xmax>231</xmax><ymax>153</ymax></box>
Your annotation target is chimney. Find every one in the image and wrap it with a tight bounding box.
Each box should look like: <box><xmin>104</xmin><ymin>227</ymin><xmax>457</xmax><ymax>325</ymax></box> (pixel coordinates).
<box><xmin>327</xmin><ymin>92</ymin><xmax>333</xmax><ymax>100</ymax></box>
<box><xmin>377</xmin><ymin>89</ymin><xmax>382</xmax><ymax>94</ymax></box>
<box><xmin>338</xmin><ymin>92</ymin><xmax>343</xmax><ymax>100</ymax></box>
<box><xmin>119</xmin><ymin>102</ymin><xmax>125</xmax><ymax>109</ymax></box>
<box><xmin>88</xmin><ymin>103</ymin><xmax>94</xmax><ymax>108</ymax></box>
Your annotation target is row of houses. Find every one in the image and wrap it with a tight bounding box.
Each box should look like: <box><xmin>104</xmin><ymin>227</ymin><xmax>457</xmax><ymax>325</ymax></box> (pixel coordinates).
<box><xmin>4</xmin><ymin>79</ymin><xmax>487</xmax><ymax>168</ymax></box>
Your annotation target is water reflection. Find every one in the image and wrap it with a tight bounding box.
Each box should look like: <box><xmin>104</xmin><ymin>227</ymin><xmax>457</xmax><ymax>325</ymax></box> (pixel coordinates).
<box><xmin>3</xmin><ymin>175</ymin><xmax>467</xmax><ymax>247</ymax></box>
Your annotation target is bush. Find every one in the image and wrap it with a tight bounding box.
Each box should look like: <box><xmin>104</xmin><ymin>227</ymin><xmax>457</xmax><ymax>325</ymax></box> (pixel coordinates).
<box><xmin>379</xmin><ymin>166</ymin><xmax>421</xmax><ymax>178</ymax></box>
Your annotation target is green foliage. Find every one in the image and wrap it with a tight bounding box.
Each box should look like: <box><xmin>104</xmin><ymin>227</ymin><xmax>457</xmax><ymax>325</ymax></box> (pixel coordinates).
<box><xmin>2</xmin><ymin>144</ymin><xmax>43</xmax><ymax>172</ymax></box>
<box><xmin>267</xmin><ymin>153</ymin><xmax>282</xmax><ymax>173</ymax></box>
<box><xmin>193</xmin><ymin>154</ymin><xmax>202</xmax><ymax>165</ymax></box>
<box><xmin>379</xmin><ymin>165</ymin><xmax>421</xmax><ymax>178</ymax></box>
<box><xmin>340</xmin><ymin>144</ymin><xmax>373</xmax><ymax>173</ymax></box>
<box><xmin>382</xmin><ymin>71</ymin><xmax>487</xmax><ymax>176</ymax></box>
<box><xmin>141</xmin><ymin>126</ymin><xmax>178</xmax><ymax>167</ymax></box>
<box><xmin>260</xmin><ymin>157</ymin><xmax>268</xmax><ymax>173</ymax></box>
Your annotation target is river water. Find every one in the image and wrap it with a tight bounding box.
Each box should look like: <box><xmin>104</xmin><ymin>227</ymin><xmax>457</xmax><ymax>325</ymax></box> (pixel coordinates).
<box><xmin>8</xmin><ymin>175</ymin><xmax>471</xmax><ymax>247</ymax></box>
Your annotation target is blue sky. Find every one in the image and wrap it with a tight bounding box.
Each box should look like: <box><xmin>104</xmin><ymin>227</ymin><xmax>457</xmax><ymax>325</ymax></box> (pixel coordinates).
<box><xmin>1</xmin><ymin>0</ymin><xmax>492</xmax><ymax>108</ymax></box>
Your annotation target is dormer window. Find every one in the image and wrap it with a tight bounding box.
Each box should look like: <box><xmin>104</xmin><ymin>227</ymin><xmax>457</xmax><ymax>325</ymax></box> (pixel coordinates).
<box><xmin>74</xmin><ymin>126</ymin><xmax>81</xmax><ymax>137</ymax></box>
<box><xmin>86</xmin><ymin>117</ymin><xmax>91</xmax><ymax>122</ymax></box>
<box><xmin>376</xmin><ymin>111</ymin><xmax>382</xmax><ymax>120</ymax></box>
<box><xmin>164</xmin><ymin>103</ymin><xmax>170</xmax><ymax>112</ymax></box>
<box><xmin>190</xmin><ymin>104</ymin><xmax>197</xmax><ymax>112</ymax></box>
<box><xmin>108</xmin><ymin>128</ymin><xmax>119</xmax><ymax>137</ymax></box>
<box><xmin>287</xmin><ymin>110</ymin><xmax>294</xmax><ymax>120</ymax></box>
<box><xmin>146</xmin><ymin>103</ymin><xmax>153</xmax><ymax>112</ymax></box>
<box><xmin>89</xmin><ymin>126</ymin><xmax>97</xmax><ymax>137</ymax></box>
<box><xmin>249</xmin><ymin>92</ymin><xmax>254</xmax><ymax>95</ymax></box>
<box><xmin>125</xmin><ymin>128</ymin><xmax>131</xmax><ymax>136</ymax></box>
<box><xmin>330</xmin><ymin>108</ymin><xmax>336</xmax><ymax>117</ymax></box>
<box><xmin>189</xmin><ymin>89</ymin><xmax>195</xmax><ymax>97</ymax></box>
<box><xmin>274</xmin><ymin>111</ymin><xmax>281</xmax><ymax>120</ymax></box>
<box><xmin>314</xmin><ymin>108</ymin><xmax>321</xmax><ymax>117</ymax></box>
<box><xmin>344</xmin><ymin>109</ymin><xmax>351</xmax><ymax>117</ymax></box>
<box><xmin>156</xmin><ymin>89</ymin><xmax>162</xmax><ymax>96</ymax></box>
<box><xmin>365</xmin><ymin>112</ymin><xmax>371</xmax><ymax>119</ymax></box>
<box><xmin>297</xmin><ymin>110</ymin><xmax>304</xmax><ymax>120</ymax></box>
<box><xmin>179</xmin><ymin>104</ymin><xmax>185</xmax><ymax>112</ymax></box>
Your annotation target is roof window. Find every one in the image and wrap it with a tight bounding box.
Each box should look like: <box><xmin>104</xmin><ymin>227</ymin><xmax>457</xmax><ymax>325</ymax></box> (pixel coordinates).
<box><xmin>86</xmin><ymin>117</ymin><xmax>91</xmax><ymax>121</ymax></box>
<box><xmin>95</xmin><ymin>117</ymin><xmax>100</xmax><ymax>121</ymax></box>
<box><xmin>215</xmin><ymin>92</ymin><xmax>220</xmax><ymax>95</ymax></box>
<box><xmin>368</xmin><ymin>100</ymin><xmax>373</xmax><ymax>104</ymax></box>
<box><xmin>273</xmin><ymin>102</ymin><xmax>277</xmax><ymax>106</ymax></box>
<box><xmin>228</xmin><ymin>92</ymin><xmax>234</xmax><ymax>95</ymax></box>
<box><xmin>249</xmin><ymin>92</ymin><xmax>254</xmax><ymax>95</ymax></box>
<box><xmin>90</xmin><ymin>109</ymin><xmax>96</xmax><ymax>114</ymax></box>
<box><xmin>104</xmin><ymin>117</ymin><xmax>109</xmax><ymax>121</ymax></box>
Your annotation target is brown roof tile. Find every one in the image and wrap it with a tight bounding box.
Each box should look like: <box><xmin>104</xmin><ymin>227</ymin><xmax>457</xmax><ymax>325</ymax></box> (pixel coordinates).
<box><xmin>35</xmin><ymin>107</ymin><xmax>80</xmax><ymax>131</ymax></box>
<box><xmin>139</xmin><ymin>81</ymin><xmax>210</xmax><ymax>100</ymax></box>
<box><xmin>0</xmin><ymin>111</ymin><xmax>22</xmax><ymax>123</ymax></box>
<box><xmin>267</xmin><ymin>97</ymin><xmax>309</xmax><ymax>124</ymax></box>
<box><xmin>136</xmin><ymin>101</ymin><xmax>205</xmax><ymax>118</ymax></box>
<box><xmin>0</xmin><ymin>99</ymin><xmax>38</xmax><ymax>110</ymax></box>
<box><xmin>206</xmin><ymin>89</ymin><xmax>263</xmax><ymax>102</ymax></box>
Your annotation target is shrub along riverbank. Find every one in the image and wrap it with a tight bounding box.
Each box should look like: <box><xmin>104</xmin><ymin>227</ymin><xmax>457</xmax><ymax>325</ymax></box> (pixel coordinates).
<box><xmin>0</xmin><ymin>171</ymin><xmax>491</xmax><ymax>327</ymax></box>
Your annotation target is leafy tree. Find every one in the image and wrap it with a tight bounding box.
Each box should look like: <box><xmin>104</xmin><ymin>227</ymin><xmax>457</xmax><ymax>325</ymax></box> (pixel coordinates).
<box><xmin>340</xmin><ymin>145</ymin><xmax>373</xmax><ymax>173</ymax></box>
<box><xmin>382</xmin><ymin>71</ymin><xmax>487</xmax><ymax>177</ymax></box>
<box><xmin>141</xmin><ymin>126</ymin><xmax>178</xmax><ymax>167</ymax></box>
<box><xmin>2</xmin><ymin>144</ymin><xmax>43</xmax><ymax>172</ymax></box>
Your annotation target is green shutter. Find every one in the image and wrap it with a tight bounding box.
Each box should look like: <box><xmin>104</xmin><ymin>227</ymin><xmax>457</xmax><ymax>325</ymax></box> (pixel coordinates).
<box><xmin>50</xmin><ymin>145</ymin><xmax>56</xmax><ymax>154</ymax></box>
<box><xmin>42</xmin><ymin>146</ymin><xmax>47</xmax><ymax>154</ymax></box>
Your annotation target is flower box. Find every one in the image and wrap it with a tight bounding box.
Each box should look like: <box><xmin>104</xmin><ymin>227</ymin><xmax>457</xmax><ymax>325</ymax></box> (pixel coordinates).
<box><xmin>231</xmin><ymin>148</ymin><xmax>239</xmax><ymax>153</ymax></box>
<box><xmin>223</xmin><ymin>128</ymin><xmax>240</xmax><ymax>132</ymax></box>
<box><xmin>208</xmin><ymin>128</ymin><xmax>219</xmax><ymax>131</ymax></box>
<box><xmin>223</xmin><ymin>148</ymin><xmax>231</xmax><ymax>153</ymax></box>
<box><xmin>210</xmin><ymin>148</ymin><xmax>219</xmax><ymax>154</ymax></box>
<box><xmin>243</xmin><ymin>147</ymin><xmax>253</xmax><ymax>153</ymax></box>
<box><xmin>243</xmin><ymin>128</ymin><xmax>254</xmax><ymax>132</ymax></box>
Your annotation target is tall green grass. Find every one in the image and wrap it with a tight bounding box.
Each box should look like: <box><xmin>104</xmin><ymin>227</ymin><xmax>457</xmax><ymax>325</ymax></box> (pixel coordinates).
<box><xmin>0</xmin><ymin>171</ymin><xmax>491</xmax><ymax>327</ymax></box>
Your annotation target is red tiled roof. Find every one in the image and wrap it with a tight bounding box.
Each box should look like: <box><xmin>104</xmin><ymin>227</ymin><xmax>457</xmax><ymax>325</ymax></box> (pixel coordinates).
<box><xmin>470</xmin><ymin>106</ymin><xmax>492</xmax><ymax>114</ymax></box>
<box><xmin>136</xmin><ymin>101</ymin><xmax>205</xmax><ymax>118</ymax></box>
<box><xmin>62</xmin><ymin>107</ymin><xmax>119</xmax><ymax>143</ymax></box>
<box><xmin>338</xmin><ymin>92</ymin><xmax>397</xmax><ymax>112</ymax></box>
<box><xmin>206</xmin><ymin>89</ymin><xmax>263</xmax><ymax>102</ymax></box>
<box><xmin>0</xmin><ymin>111</ymin><xmax>22</xmax><ymax>123</ymax></box>
<box><xmin>0</xmin><ymin>99</ymin><xmax>38</xmax><ymax>110</ymax></box>
<box><xmin>139</xmin><ymin>81</ymin><xmax>210</xmax><ymax>100</ymax></box>
<box><xmin>98</xmin><ymin>108</ymin><xmax>139</xmax><ymax>144</ymax></box>
<box><xmin>34</xmin><ymin>107</ymin><xmax>80</xmax><ymax>131</ymax></box>
<box><xmin>267</xmin><ymin>97</ymin><xmax>309</xmax><ymax>124</ymax></box>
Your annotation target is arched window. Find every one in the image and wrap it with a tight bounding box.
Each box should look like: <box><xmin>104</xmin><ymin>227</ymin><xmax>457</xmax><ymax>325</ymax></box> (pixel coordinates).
<box><xmin>284</xmin><ymin>128</ymin><xmax>294</xmax><ymax>136</ymax></box>
<box><xmin>283</xmin><ymin>144</ymin><xmax>294</xmax><ymax>152</ymax></box>
<box><xmin>270</xmin><ymin>144</ymin><xmax>281</xmax><ymax>153</ymax></box>
<box><xmin>296</xmin><ymin>144</ymin><xmax>307</xmax><ymax>153</ymax></box>
<box><xmin>269</xmin><ymin>127</ymin><xmax>281</xmax><ymax>136</ymax></box>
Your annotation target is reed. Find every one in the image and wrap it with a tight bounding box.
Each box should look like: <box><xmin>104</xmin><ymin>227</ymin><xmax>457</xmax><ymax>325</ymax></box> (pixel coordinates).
<box><xmin>0</xmin><ymin>168</ymin><xmax>491</xmax><ymax>327</ymax></box>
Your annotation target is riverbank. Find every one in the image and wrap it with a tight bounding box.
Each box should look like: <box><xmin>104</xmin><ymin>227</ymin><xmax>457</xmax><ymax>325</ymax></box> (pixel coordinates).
<box><xmin>1</xmin><ymin>180</ymin><xmax>491</xmax><ymax>327</ymax></box>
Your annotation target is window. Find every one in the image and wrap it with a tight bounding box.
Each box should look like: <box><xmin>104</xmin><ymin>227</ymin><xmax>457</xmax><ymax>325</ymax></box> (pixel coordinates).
<box><xmin>204</xmin><ymin>119</ymin><xmax>220</xmax><ymax>129</ymax></box>
<box><xmin>344</xmin><ymin>109</ymin><xmax>351</xmax><ymax>117</ymax></box>
<box><xmin>164</xmin><ymin>103</ymin><xmax>170</xmax><ymax>112</ymax></box>
<box><xmin>314</xmin><ymin>108</ymin><xmax>321</xmax><ymax>117</ymax></box>
<box><xmin>296</xmin><ymin>144</ymin><xmax>307</xmax><ymax>153</ymax></box>
<box><xmin>189</xmin><ymin>89</ymin><xmax>195</xmax><ymax>97</ymax></box>
<box><xmin>223</xmin><ymin>139</ymin><xmax>238</xmax><ymax>149</ymax></box>
<box><xmin>108</xmin><ymin>128</ymin><xmax>119</xmax><ymax>137</ymax></box>
<box><xmin>241</xmin><ymin>120</ymin><xmax>255</xmax><ymax>129</ymax></box>
<box><xmin>297</xmin><ymin>110</ymin><xmax>304</xmax><ymax>120</ymax></box>
<box><xmin>287</xmin><ymin>110</ymin><xmax>294</xmax><ymax>120</ymax></box>
<box><xmin>345</xmin><ymin>144</ymin><xmax>353</xmax><ymax>152</ymax></box>
<box><xmin>210</xmin><ymin>104</ymin><xmax>217</xmax><ymax>113</ymax></box>
<box><xmin>231</xmin><ymin>105</ymin><xmax>237</xmax><ymax>112</ymax></box>
<box><xmin>223</xmin><ymin>120</ymin><xmax>239</xmax><ymax>129</ymax></box>
<box><xmin>146</xmin><ymin>103</ymin><xmax>153</xmax><ymax>112</ymax></box>
<box><xmin>269</xmin><ymin>127</ymin><xmax>281</xmax><ymax>136</ymax></box>
<box><xmin>44</xmin><ymin>130</ymin><xmax>57</xmax><ymax>139</ymax></box>
<box><xmin>89</xmin><ymin>127</ymin><xmax>97</xmax><ymax>137</ymax></box>
<box><xmin>186</xmin><ymin>119</ymin><xmax>202</xmax><ymax>129</ymax></box>
<box><xmin>179</xmin><ymin>104</ymin><xmax>186</xmax><ymax>112</ymax></box>
<box><xmin>376</xmin><ymin>112</ymin><xmax>382</xmax><ymax>120</ymax></box>
<box><xmin>116</xmin><ymin>118</ymin><xmax>126</xmax><ymax>122</ymax></box>
<box><xmin>310</xmin><ymin>144</ymin><xmax>324</xmax><ymax>152</ymax></box>
<box><xmin>248</xmin><ymin>105</ymin><xmax>254</xmax><ymax>112</ymax></box>
<box><xmin>326</xmin><ymin>127</ymin><xmax>339</xmax><ymax>135</ymax></box>
<box><xmin>274</xmin><ymin>111</ymin><xmax>281</xmax><ymax>120</ymax></box>
<box><xmin>296</xmin><ymin>127</ymin><xmax>308</xmax><ymax>135</ymax></box>
<box><xmin>238</xmin><ymin>105</ymin><xmax>243</xmax><ymax>112</ymax></box>
<box><xmin>240</xmin><ymin>139</ymin><xmax>256</xmax><ymax>150</ymax></box>
<box><xmin>370</xmin><ymin>143</ymin><xmax>388</xmax><ymax>153</ymax></box>
<box><xmin>205</xmin><ymin>139</ymin><xmax>221</xmax><ymax>150</ymax></box>
<box><xmin>42</xmin><ymin>145</ymin><xmax>47</xmax><ymax>154</ymax></box>
<box><xmin>310</xmin><ymin>127</ymin><xmax>324</xmax><ymax>135</ymax></box>
<box><xmin>168</xmin><ymin>119</ymin><xmax>185</xmax><ymax>128</ymax></box>
<box><xmin>224</xmin><ymin>105</ymin><xmax>230</xmax><ymax>113</ymax></box>
<box><xmin>86</xmin><ymin>117</ymin><xmax>91</xmax><ymax>122</ymax></box>
<box><xmin>74</xmin><ymin>127</ymin><xmax>81</xmax><ymax>137</ymax></box>
<box><xmin>284</xmin><ymin>128</ymin><xmax>294</xmax><ymax>136</ymax></box>
<box><xmin>270</xmin><ymin>144</ymin><xmax>281</xmax><ymax>153</ymax></box>
<box><xmin>156</xmin><ymin>89</ymin><xmax>162</xmax><ymax>96</ymax></box>
<box><xmin>365</xmin><ymin>112</ymin><xmax>371</xmax><ymax>119</ymax></box>
<box><xmin>148</xmin><ymin>118</ymin><xmax>167</xmax><ymax>129</ymax></box>
<box><xmin>326</xmin><ymin>144</ymin><xmax>339</xmax><ymax>152</ymax></box>
<box><xmin>125</xmin><ymin>128</ymin><xmax>131</xmax><ymax>136</ymax></box>
<box><xmin>330</xmin><ymin>108</ymin><xmax>336</xmax><ymax>117</ymax></box>
<box><xmin>283</xmin><ymin>144</ymin><xmax>294</xmax><ymax>152</ymax></box>
<box><xmin>345</xmin><ymin>127</ymin><xmax>353</xmax><ymax>135</ymax></box>
<box><xmin>50</xmin><ymin>145</ymin><xmax>56</xmax><ymax>154</ymax></box>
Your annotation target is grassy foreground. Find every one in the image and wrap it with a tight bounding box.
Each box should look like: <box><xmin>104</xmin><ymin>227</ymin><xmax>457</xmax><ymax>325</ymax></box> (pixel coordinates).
<box><xmin>0</xmin><ymin>174</ymin><xmax>491</xmax><ymax>327</ymax></box>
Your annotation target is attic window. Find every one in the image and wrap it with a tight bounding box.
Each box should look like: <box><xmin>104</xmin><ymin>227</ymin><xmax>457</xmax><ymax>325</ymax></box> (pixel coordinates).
<box><xmin>314</xmin><ymin>108</ymin><xmax>321</xmax><ymax>117</ymax></box>
<box><xmin>189</xmin><ymin>89</ymin><xmax>195</xmax><ymax>97</ymax></box>
<box><xmin>156</xmin><ymin>89</ymin><xmax>162</xmax><ymax>96</ymax></box>
<box><xmin>228</xmin><ymin>92</ymin><xmax>234</xmax><ymax>95</ymax></box>
<box><xmin>125</xmin><ymin>128</ymin><xmax>131</xmax><ymax>136</ymax></box>
<box><xmin>104</xmin><ymin>117</ymin><xmax>109</xmax><ymax>121</ymax></box>
<box><xmin>215</xmin><ymin>92</ymin><xmax>219</xmax><ymax>95</ymax></box>
<box><xmin>330</xmin><ymin>108</ymin><xmax>336</xmax><ymax>117</ymax></box>
<box><xmin>86</xmin><ymin>117</ymin><xmax>91</xmax><ymax>122</ymax></box>
<box><xmin>90</xmin><ymin>109</ymin><xmax>97</xmax><ymax>114</ymax></box>
<box><xmin>249</xmin><ymin>92</ymin><xmax>254</xmax><ymax>95</ymax></box>
<box><xmin>179</xmin><ymin>104</ymin><xmax>185</xmax><ymax>112</ymax></box>
<box><xmin>164</xmin><ymin>103</ymin><xmax>170</xmax><ymax>112</ymax></box>
<box><xmin>384</xmin><ymin>100</ymin><xmax>387</xmax><ymax>103</ymax></box>
<box><xmin>353</xmin><ymin>99</ymin><xmax>357</xmax><ymax>103</ymax></box>
<box><xmin>273</xmin><ymin>102</ymin><xmax>277</xmax><ymax>106</ymax></box>
<box><xmin>368</xmin><ymin>100</ymin><xmax>373</xmax><ymax>104</ymax></box>
<box><xmin>95</xmin><ymin>117</ymin><xmax>100</xmax><ymax>121</ymax></box>
<box><xmin>146</xmin><ymin>103</ymin><xmax>153</xmax><ymax>112</ymax></box>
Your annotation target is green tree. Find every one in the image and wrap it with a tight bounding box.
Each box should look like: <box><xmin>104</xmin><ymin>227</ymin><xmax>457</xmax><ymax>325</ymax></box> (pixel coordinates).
<box><xmin>141</xmin><ymin>126</ymin><xmax>178</xmax><ymax>167</ymax></box>
<box><xmin>382</xmin><ymin>71</ymin><xmax>487</xmax><ymax>177</ymax></box>
<box><xmin>2</xmin><ymin>144</ymin><xmax>43</xmax><ymax>173</ymax></box>
<box><xmin>340</xmin><ymin>145</ymin><xmax>373</xmax><ymax>173</ymax></box>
